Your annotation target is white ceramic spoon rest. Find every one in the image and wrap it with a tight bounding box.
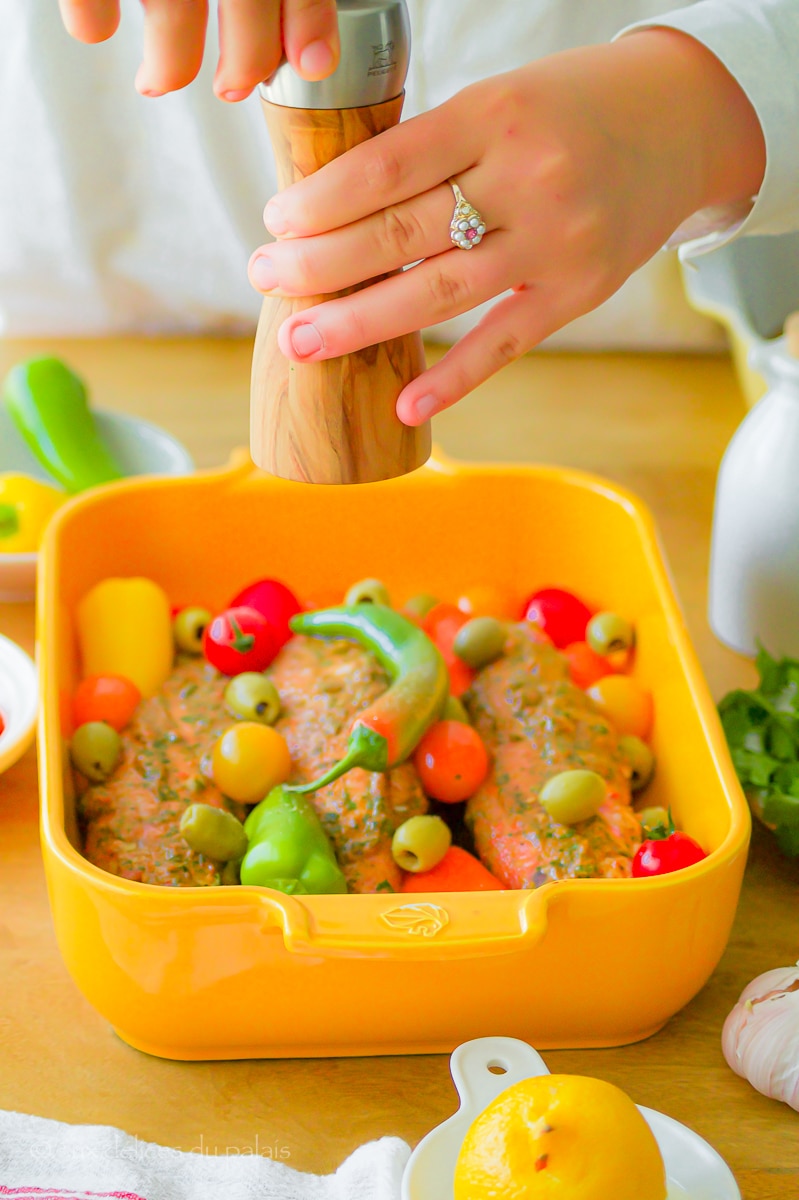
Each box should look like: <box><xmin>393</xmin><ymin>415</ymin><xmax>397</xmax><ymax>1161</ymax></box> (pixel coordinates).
<box><xmin>401</xmin><ymin>1036</ymin><xmax>740</xmax><ymax>1200</ymax></box>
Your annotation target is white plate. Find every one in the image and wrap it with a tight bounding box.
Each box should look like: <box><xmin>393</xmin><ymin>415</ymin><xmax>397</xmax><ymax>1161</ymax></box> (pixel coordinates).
<box><xmin>402</xmin><ymin>1037</ymin><xmax>740</xmax><ymax>1200</ymax></box>
<box><xmin>0</xmin><ymin>408</ymin><xmax>194</xmax><ymax>602</ymax></box>
<box><xmin>0</xmin><ymin>633</ymin><xmax>37</xmax><ymax>776</ymax></box>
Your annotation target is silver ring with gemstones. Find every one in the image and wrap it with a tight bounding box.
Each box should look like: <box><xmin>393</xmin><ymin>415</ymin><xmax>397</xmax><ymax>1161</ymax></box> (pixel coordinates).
<box><xmin>448</xmin><ymin>179</ymin><xmax>487</xmax><ymax>250</ymax></box>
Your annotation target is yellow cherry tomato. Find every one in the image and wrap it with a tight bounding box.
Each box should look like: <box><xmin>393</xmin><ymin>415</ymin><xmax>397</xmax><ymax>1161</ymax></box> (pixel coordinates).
<box><xmin>0</xmin><ymin>472</ymin><xmax>64</xmax><ymax>553</ymax></box>
<box><xmin>586</xmin><ymin>674</ymin><xmax>653</xmax><ymax>740</ymax></box>
<box><xmin>211</xmin><ymin>722</ymin><xmax>291</xmax><ymax>805</ymax></box>
<box><xmin>456</xmin><ymin>583</ymin><xmax>516</xmax><ymax>619</ymax></box>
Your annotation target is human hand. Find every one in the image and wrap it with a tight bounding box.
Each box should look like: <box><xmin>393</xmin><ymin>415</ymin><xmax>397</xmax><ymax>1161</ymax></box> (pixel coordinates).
<box><xmin>248</xmin><ymin>30</ymin><xmax>764</xmax><ymax>424</ymax></box>
<box><xmin>57</xmin><ymin>0</ymin><xmax>339</xmax><ymax>99</ymax></box>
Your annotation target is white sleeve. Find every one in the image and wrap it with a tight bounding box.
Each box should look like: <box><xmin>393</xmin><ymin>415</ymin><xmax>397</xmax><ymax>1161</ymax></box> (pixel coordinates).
<box><xmin>615</xmin><ymin>0</ymin><xmax>799</xmax><ymax>255</ymax></box>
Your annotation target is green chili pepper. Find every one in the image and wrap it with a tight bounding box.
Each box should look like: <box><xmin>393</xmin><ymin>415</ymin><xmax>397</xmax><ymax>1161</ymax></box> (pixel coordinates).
<box><xmin>240</xmin><ymin>786</ymin><xmax>348</xmax><ymax>894</ymax></box>
<box><xmin>287</xmin><ymin>604</ymin><xmax>449</xmax><ymax>793</ymax></box>
<box><xmin>3</xmin><ymin>357</ymin><xmax>123</xmax><ymax>494</ymax></box>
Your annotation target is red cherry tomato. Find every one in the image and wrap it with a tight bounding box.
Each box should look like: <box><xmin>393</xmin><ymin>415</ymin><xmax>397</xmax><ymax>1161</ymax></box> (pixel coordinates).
<box><xmin>632</xmin><ymin>831</ymin><xmax>707</xmax><ymax>878</ymax></box>
<box><xmin>562</xmin><ymin>642</ymin><xmax>614</xmax><ymax>690</ymax></box>
<box><xmin>203</xmin><ymin>606</ymin><xmax>279</xmax><ymax>676</ymax></box>
<box><xmin>413</xmin><ymin>720</ymin><xmax>489</xmax><ymax>803</ymax></box>
<box><xmin>73</xmin><ymin>674</ymin><xmax>142</xmax><ymax>732</ymax></box>
<box><xmin>228</xmin><ymin>578</ymin><xmax>302</xmax><ymax>649</ymax></box>
<box><xmin>521</xmin><ymin>587</ymin><xmax>592</xmax><ymax>648</ymax></box>
<box><xmin>0</xmin><ymin>711</ymin><xmax>5</xmax><ymax>738</ymax></box>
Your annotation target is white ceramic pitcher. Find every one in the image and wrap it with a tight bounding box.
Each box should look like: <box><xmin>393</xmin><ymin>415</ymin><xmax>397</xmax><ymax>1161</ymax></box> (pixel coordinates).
<box><xmin>709</xmin><ymin>314</ymin><xmax>799</xmax><ymax>658</ymax></box>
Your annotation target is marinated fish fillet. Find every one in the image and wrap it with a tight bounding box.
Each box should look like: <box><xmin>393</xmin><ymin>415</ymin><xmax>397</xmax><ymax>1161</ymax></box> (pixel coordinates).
<box><xmin>79</xmin><ymin>657</ymin><xmax>234</xmax><ymax>886</ymax></box>
<box><xmin>465</xmin><ymin>624</ymin><xmax>642</xmax><ymax>887</ymax></box>
<box><xmin>269</xmin><ymin>635</ymin><xmax>428</xmax><ymax>893</ymax></box>
<box><xmin>79</xmin><ymin>638</ymin><xmax>428</xmax><ymax>893</ymax></box>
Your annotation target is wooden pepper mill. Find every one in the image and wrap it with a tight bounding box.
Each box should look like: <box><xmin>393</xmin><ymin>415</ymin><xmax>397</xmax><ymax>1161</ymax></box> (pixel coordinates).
<box><xmin>250</xmin><ymin>0</ymin><xmax>430</xmax><ymax>485</ymax></box>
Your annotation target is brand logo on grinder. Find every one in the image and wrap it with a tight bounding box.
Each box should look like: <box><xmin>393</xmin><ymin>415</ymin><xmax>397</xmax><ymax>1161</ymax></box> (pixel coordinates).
<box><xmin>368</xmin><ymin>42</ymin><xmax>396</xmax><ymax>77</ymax></box>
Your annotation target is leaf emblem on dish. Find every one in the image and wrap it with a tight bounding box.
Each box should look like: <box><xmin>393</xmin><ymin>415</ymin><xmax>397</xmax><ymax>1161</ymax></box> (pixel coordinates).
<box><xmin>380</xmin><ymin>903</ymin><xmax>450</xmax><ymax>937</ymax></box>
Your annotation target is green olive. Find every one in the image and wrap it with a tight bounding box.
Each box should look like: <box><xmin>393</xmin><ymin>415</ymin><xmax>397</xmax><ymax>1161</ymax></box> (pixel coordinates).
<box><xmin>586</xmin><ymin>612</ymin><xmax>635</xmax><ymax>656</ymax></box>
<box><xmin>345</xmin><ymin>578</ymin><xmax>391</xmax><ymax>607</ymax></box>
<box><xmin>443</xmin><ymin>694</ymin><xmax>471</xmax><ymax>724</ymax></box>
<box><xmin>539</xmin><ymin>769</ymin><xmax>606</xmax><ymax>824</ymax></box>
<box><xmin>618</xmin><ymin>734</ymin><xmax>655</xmax><ymax>791</ymax></box>
<box><xmin>403</xmin><ymin>593</ymin><xmax>438</xmax><ymax>621</ymax></box>
<box><xmin>173</xmin><ymin>606</ymin><xmax>212</xmax><ymax>655</ymax></box>
<box><xmin>220</xmin><ymin>858</ymin><xmax>243</xmax><ymax>886</ymax></box>
<box><xmin>180</xmin><ymin>803</ymin><xmax>249</xmax><ymax>862</ymax></box>
<box><xmin>224</xmin><ymin>673</ymin><xmax>281</xmax><ymax>724</ymax></box>
<box><xmin>391</xmin><ymin>815</ymin><xmax>452</xmax><ymax>873</ymax></box>
<box><xmin>636</xmin><ymin>806</ymin><xmax>670</xmax><ymax>837</ymax></box>
<box><xmin>70</xmin><ymin>721</ymin><xmax>121</xmax><ymax>783</ymax></box>
<box><xmin>453</xmin><ymin>616</ymin><xmax>506</xmax><ymax>669</ymax></box>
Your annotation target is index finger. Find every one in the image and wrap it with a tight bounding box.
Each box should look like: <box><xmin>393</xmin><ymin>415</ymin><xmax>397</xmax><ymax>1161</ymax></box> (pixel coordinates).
<box><xmin>263</xmin><ymin>92</ymin><xmax>478</xmax><ymax>237</ymax></box>
<box><xmin>58</xmin><ymin>0</ymin><xmax>120</xmax><ymax>42</ymax></box>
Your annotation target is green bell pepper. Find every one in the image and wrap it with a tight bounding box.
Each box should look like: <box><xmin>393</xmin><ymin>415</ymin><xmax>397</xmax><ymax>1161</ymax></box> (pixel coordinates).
<box><xmin>3</xmin><ymin>357</ymin><xmax>123</xmax><ymax>494</ymax></box>
<box><xmin>240</xmin><ymin>786</ymin><xmax>348</xmax><ymax>894</ymax></box>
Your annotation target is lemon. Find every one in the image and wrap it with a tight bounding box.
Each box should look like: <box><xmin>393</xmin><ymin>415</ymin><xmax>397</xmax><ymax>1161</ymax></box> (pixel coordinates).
<box><xmin>454</xmin><ymin>1074</ymin><xmax>666</xmax><ymax>1200</ymax></box>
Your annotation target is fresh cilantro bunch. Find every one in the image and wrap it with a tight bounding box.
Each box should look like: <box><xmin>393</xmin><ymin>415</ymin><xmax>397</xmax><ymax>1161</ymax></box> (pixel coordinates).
<box><xmin>719</xmin><ymin>648</ymin><xmax>799</xmax><ymax>857</ymax></box>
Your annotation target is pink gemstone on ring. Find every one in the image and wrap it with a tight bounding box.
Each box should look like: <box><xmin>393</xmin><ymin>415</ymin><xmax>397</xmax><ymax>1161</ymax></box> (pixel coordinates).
<box><xmin>448</xmin><ymin>179</ymin><xmax>486</xmax><ymax>250</ymax></box>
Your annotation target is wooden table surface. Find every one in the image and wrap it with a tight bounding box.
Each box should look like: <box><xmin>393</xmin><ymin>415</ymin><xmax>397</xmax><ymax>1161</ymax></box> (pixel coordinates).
<box><xmin>2</xmin><ymin>337</ymin><xmax>798</xmax><ymax>1199</ymax></box>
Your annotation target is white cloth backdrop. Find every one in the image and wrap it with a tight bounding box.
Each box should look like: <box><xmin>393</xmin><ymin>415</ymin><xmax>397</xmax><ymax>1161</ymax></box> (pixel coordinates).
<box><xmin>0</xmin><ymin>0</ymin><xmax>794</xmax><ymax>347</ymax></box>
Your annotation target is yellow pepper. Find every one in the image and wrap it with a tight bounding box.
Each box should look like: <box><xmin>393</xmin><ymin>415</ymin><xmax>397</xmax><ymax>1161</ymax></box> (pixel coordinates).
<box><xmin>76</xmin><ymin>577</ymin><xmax>174</xmax><ymax>698</ymax></box>
<box><xmin>0</xmin><ymin>473</ymin><xmax>64</xmax><ymax>553</ymax></box>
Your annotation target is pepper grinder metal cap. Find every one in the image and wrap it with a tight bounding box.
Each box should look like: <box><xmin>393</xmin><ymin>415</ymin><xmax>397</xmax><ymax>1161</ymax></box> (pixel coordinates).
<box><xmin>259</xmin><ymin>0</ymin><xmax>410</xmax><ymax>110</ymax></box>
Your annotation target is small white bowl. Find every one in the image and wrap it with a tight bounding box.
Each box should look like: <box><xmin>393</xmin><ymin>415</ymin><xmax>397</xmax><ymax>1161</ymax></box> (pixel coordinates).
<box><xmin>0</xmin><ymin>633</ymin><xmax>37</xmax><ymax>776</ymax></box>
<box><xmin>402</xmin><ymin>1037</ymin><xmax>740</xmax><ymax>1200</ymax></box>
<box><xmin>0</xmin><ymin>408</ymin><xmax>194</xmax><ymax>602</ymax></box>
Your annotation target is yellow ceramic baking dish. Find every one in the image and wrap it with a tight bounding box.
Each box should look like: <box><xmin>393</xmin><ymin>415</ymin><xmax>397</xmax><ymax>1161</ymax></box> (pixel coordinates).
<box><xmin>37</xmin><ymin>452</ymin><xmax>750</xmax><ymax>1060</ymax></box>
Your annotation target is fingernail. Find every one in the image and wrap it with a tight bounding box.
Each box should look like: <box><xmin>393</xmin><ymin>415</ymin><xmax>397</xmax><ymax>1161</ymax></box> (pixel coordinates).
<box><xmin>290</xmin><ymin>323</ymin><xmax>324</xmax><ymax>357</ymax></box>
<box><xmin>413</xmin><ymin>394</ymin><xmax>439</xmax><ymax>421</ymax></box>
<box><xmin>264</xmin><ymin>200</ymin><xmax>288</xmax><ymax>236</ymax></box>
<box><xmin>299</xmin><ymin>39</ymin><xmax>336</xmax><ymax>79</ymax></box>
<box><xmin>250</xmin><ymin>255</ymin><xmax>278</xmax><ymax>292</ymax></box>
<box><xmin>135</xmin><ymin>67</ymin><xmax>162</xmax><ymax>97</ymax></box>
<box><xmin>219</xmin><ymin>87</ymin><xmax>252</xmax><ymax>103</ymax></box>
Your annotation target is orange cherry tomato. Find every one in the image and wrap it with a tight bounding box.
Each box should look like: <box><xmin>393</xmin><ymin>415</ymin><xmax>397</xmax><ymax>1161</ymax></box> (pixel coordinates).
<box><xmin>73</xmin><ymin>674</ymin><xmax>141</xmax><ymax>732</ymax></box>
<box><xmin>423</xmin><ymin>602</ymin><xmax>468</xmax><ymax>649</ymax></box>
<box><xmin>606</xmin><ymin>648</ymin><xmax>633</xmax><ymax>673</ymax></box>
<box><xmin>586</xmin><ymin>675</ymin><xmax>653</xmax><ymax>739</ymax></box>
<box><xmin>414</xmin><ymin>720</ymin><xmax>489</xmax><ymax>803</ymax></box>
<box><xmin>456</xmin><ymin>584</ymin><xmax>515</xmax><ymax>619</ymax></box>
<box><xmin>562</xmin><ymin>642</ymin><xmax>614</xmax><ymax>690</ymax></box>
<box><xmin>401</xmin><ymin>845</ymin><xmax>506</xmax><ymax>892</ymax></box>
<box><xmin>422</xmin><ymin>603</ymin><xmax>475</xmax><ymax>697</ymax></box>
<box><xmin>445</xmin><ymin>652</ymin><xmax>475</xmax><ymax>698</ymax></box>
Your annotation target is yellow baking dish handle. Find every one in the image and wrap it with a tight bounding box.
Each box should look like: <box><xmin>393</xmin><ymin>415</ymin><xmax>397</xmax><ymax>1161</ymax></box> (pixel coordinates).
<box><xmin>247</xmin><ymin>885</ymin><xmax>551</xmax><ymax>961</ymax></box>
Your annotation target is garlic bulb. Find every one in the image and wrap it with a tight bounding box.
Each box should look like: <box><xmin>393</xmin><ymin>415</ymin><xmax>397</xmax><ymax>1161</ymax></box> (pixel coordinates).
<box><xmin>722</xmin><ymin>963</ymin><xmax>799</xmax><ymax>1111</ymax></box>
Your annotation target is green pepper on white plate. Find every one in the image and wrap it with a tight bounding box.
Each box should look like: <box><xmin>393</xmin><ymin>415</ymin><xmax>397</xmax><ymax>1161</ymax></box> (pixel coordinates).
<box><xmin>0</xmin><ymin>633</ymin><xmax>37</xmax><ymax>777</ymax></box>
<box><xmin>0</xmin><ymin>357</ymin><xmax>194</xmax><ymax>602</ymax></box>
